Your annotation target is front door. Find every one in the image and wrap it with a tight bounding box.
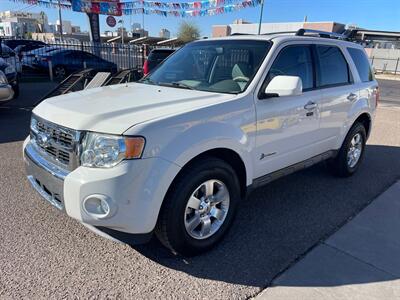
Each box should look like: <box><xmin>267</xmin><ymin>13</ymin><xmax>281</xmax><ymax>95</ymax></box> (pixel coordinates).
<box><xmin>253</xmin><ymin>44</ymin><xmax>322</xmax><ymax>178</ymax></box>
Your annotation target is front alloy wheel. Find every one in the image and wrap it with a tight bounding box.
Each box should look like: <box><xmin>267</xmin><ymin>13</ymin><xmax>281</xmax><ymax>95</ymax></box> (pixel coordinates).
<box><xmin>156</xmin><ymin>157</ymin><xmax>240</xmax><ymax>256</ymax></box>
<box><xmin>184</xmin><ymin>179</ymin><xmax>230</xmax><ymax>240</ymax></box>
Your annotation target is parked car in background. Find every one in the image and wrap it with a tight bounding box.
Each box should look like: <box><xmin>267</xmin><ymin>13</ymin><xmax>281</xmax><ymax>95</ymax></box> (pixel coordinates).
<box><xmin>0</xmin><ymin>57</ymin><xmax>19</xmax><ymax>104</ymax></box>
<box><xmin>1</xmin><ymin>39</ymin><xmax>47</xmax><ymax>51</ymax></box>
<box><xmin>143</xmin><ymin>48</ymin><xmax>175</xmax><ymax>75</ymax></box>
<box><xmin>0</xmin><ymin>44</ymin><xmax>22</xmax><ymax>74</ymax></box>
<box><xmin>25</xmin><ymin>49</ymin><xmax>118</xmax><ymax>78</ymax></box>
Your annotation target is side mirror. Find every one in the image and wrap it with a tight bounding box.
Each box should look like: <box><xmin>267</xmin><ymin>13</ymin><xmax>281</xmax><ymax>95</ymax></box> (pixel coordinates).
<box><xmin>261</xmin><ymin>75</ymin><xmax>303</xmax><ymax>99</ymax></box>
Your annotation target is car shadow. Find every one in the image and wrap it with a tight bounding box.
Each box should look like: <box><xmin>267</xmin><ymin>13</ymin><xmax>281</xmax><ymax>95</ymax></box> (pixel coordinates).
<box><xmin>0</xmin><ymin>81</ymin><xmax>57</xmax><ymax>144</ymax></box>
<box><xmin>132</xmin><ymin>144</ymin><xmax>400</xmax><ymax>288</ymax></box>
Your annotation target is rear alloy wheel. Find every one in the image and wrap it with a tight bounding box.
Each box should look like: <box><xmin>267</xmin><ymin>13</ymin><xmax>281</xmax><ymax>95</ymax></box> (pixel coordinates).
<box><xmin>329</xmin><ymin>122</ymin><xmax>366</xmax><ymax>177</ymax></box>
<box><xmin>156</xmin><ymin>157</ymin><xmax>240</xmax><ymax>256</ymax></box>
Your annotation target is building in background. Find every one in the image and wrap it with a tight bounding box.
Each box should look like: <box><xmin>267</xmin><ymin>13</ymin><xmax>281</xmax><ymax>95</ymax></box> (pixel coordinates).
<box><xmin>72</xmin><ymin>25</ymin><xmax>81</xmax><ymax>34</ymax></box>
<box><xmin>56</xmin><ymin>20</ymin><xmax>72</xmax><ymax>35</ymax></box>
<box><xmin>130</xmin><ymin>23</ymin><xmax>148</xmax><ymax>38</ymax></box>
<box><xmin>159</xmin><ymin>28</ymin><xmax>171</xmax><ymax>39</ymax></box>
<box><xmin>0</xmin><ymin>10</ymin><xmax>49</xmax><ymax>37</ymax></box>
<box><xmin>212</xmin><ymin>20</ymin><xmax>346</xmax><ymax>37</ymax></box>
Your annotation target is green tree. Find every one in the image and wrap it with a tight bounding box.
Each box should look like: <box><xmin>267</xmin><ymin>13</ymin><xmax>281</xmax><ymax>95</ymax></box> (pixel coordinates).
<box><xmin>177</xmin><ymin>21</ymin><xmax>200</xmax><ymax>43</ymax></box>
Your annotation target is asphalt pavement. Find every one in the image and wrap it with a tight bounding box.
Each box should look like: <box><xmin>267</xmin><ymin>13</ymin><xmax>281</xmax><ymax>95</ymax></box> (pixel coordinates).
<box><xmin>0</xmin><ymin>79</ymin><xmax>399</xmax><ymax>299</ymax></box>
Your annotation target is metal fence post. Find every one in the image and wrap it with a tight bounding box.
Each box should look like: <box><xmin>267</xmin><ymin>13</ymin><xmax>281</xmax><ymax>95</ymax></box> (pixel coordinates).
<box><xmin>48</xmin><ymin>59</ymin><xmax>53</xmax><ymax>81</ymax></box>
<box><xmin>128</xmin><ymin>44</ymin><xmax>132</xmax><ymax>69</ymax></box>
<box><xmin>395</xmin><ymin>58</ymin><xmax>399</xmax><ymax>75</ymax></box>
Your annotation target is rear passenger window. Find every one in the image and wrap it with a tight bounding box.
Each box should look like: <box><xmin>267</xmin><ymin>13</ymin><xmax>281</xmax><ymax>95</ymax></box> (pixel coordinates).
<box><xmin>316</xmin><ymin>45</ymin><xmax>351</xmax><ymax>87</ymax></box>
<box><xmin>347</xmin><ymin>48</ymin><xmax>374</xmax><ymax>82</ymax></box>
<box><xmin>265</xmin><ymin>45</ymin><xmax>314</xmax><ymax>91</ymax></box>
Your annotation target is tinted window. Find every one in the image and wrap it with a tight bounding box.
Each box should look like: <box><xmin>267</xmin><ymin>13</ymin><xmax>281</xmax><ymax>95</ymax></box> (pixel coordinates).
<box><xmin>347</xmin><ymin>48</ymin><xmax>374</xmax><ymax>82</ymax></box>
<box><xmin>316</xmin><ymin>45</ymin><xmax>350</xmax><ymax>87</ymax></box>
<box><xmin>265</xmin><ymin>45</ymin><xmax>314</xmax><ymax>90</ymax></box>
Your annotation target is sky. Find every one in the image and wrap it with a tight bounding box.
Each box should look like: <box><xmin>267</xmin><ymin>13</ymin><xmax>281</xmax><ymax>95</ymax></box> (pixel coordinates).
<box><xmin>1</xmin><ymin>0</ymin><xmax>399</xmax><ymax>37</ymax></box>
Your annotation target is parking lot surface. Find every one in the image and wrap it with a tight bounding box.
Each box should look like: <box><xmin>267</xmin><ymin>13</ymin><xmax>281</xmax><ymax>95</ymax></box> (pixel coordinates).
<box><xmin>0</xmin><ymin>80</ymin><xmax>399</xmax><ymax>299</ymax></box>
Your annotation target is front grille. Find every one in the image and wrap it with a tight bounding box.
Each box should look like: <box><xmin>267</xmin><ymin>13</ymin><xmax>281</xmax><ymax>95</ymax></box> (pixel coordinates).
<box><xmin>31</xmin><ymin>115</ymin><xmax>80</xmax><ymax>171</ymax></box>
<box><xmin>36</xmin><ymin>120</ymin><xmax>74</xmax><ymax>148</ymax></box>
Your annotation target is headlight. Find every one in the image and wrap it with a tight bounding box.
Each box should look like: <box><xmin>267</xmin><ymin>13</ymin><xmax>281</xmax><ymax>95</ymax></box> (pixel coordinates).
<box><xmin>4</xmin><ymin>64</ymin><xmax>15</xmax><ymax>75</ymax></box>
<box><xmin>81</xmin><ymin>132</ymin><xmax>145</xmax><ymax>168</ymax></box>
<box><xmin>0</xmin><ymin>71</ymin><xmax>7</xmax><ymax>85</ymax></box>
<box><xmin>30</xmin><ymin>116</ymin><xmax>38</xmax><ymax>133</ymax></box>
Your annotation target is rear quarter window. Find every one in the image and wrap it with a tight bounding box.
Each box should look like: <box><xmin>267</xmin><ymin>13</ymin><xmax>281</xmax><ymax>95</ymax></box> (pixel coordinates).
<box><xmin>347</xmin><ymin>47</ymin><xmax>374</xmax><ymax>82</ymax></box>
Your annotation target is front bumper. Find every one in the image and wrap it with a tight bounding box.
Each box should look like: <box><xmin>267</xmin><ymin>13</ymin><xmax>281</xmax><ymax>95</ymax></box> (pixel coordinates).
<box><xmin>23</xmin><ymin>136</ymin><xmax>181</xmax><ymax>243</ymax></box>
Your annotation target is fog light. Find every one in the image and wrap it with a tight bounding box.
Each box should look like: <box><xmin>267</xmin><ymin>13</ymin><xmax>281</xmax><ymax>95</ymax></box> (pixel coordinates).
<box><xmin>83</xmin><ymin>194</ymin><xmax>115</xmax><ymax>219</ymax></box>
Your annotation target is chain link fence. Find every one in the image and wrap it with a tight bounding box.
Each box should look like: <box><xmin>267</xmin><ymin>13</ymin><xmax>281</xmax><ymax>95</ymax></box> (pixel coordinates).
<box><xmin>370</xmin><ymin>57</ymin><xmax>400</xmax><ymax>75</ymax></box>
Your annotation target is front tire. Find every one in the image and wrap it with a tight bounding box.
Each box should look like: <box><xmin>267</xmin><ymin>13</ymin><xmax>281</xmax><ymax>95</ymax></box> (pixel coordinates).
<box><xmin>156</xmin><ymin>157</ymin><xmax>241</xmax><ymax>256</ymax></box>
<box><xmin>329</xmin><ymin>122</ymin><xmax>367</xmax><ymax>177</ymax></box>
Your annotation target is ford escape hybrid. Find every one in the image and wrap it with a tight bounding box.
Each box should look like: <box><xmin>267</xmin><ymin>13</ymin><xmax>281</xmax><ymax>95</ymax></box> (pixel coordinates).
<box><xmin>24</xmin><ymin>30</ymin><xmax>378</xmax><ymax>256</ymax></box>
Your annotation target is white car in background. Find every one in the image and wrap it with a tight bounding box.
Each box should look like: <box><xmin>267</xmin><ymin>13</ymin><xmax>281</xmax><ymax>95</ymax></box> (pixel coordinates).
<box><xmin>23</xmin><ymin>30</ymin><xmax>378</xmax><ymax>256</ymax></box>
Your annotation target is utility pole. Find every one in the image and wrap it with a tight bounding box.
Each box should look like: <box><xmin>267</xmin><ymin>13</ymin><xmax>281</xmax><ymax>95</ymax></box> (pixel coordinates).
<box><xmin>118</xmin><ymin>19</ymin><xmax>124</xmax><ymax>45</ymax></box>
<box><xmin>58</xmin><ymin>0</ymin><xmax>63</xmax><ymax>41</ymax></box>
<box><xmin>258</xmin><ymin>0</ymin><xmax>265</xmax><ymax>35</ymax></box>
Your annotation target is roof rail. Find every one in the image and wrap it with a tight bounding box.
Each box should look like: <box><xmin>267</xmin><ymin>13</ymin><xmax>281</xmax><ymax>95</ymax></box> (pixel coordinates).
<box><xmin>296</xmin><ymin>28</ymin><xmax>350</xmax><ymax>40</ymax></box>
<box><xmin>230</xmin><ymin>33</ymin><xmax>254</xmax><ymax>36</ymax></box>
<box><xmin>262</xmin><ymin>31</ymin><xmax>298</xmax><ymax>36</ymax></box>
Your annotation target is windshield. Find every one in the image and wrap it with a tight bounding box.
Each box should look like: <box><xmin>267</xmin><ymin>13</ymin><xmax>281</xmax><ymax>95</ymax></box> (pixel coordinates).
<box><xmin>141</xmin><ymin>40</ymin><xmax>271</xmax><ymax>94</ymax></box>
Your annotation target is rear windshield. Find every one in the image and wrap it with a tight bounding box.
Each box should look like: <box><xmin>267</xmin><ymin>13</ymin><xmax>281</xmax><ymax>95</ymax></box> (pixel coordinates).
<box><xmin>347</xmin><ymin>47</ymin><xmax>374</xmax><ymax>82</ymax></box>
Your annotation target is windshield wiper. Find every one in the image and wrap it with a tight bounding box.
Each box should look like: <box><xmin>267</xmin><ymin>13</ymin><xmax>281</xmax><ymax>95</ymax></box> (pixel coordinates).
<box><xmin>139</xmin><ymin>77</ymin><xmax>156</xmax><ymax>85</ymax></box>
<box><xmin>158</xmin><ymin>81</ymin><xmax>197</xmax><ymax>90</ymax></box>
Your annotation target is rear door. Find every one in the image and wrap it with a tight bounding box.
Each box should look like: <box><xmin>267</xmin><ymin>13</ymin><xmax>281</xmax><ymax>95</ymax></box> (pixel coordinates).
<box><xmin>314</xmin><ymin>44</ymin><xmax>357</xmax><ymax>151</ymax></box>
<box><xmin>347</xmin><ymin>47</ymin><xmax>379</xmax><ymax>112</ymax></box>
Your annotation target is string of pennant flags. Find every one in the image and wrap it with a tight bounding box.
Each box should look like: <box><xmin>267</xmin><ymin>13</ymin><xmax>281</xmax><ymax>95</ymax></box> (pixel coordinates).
<box><xmin>123</xmin><ymin>0</ymin><xmax>261</xmax><ymax>16</ymax></box>
<box><xmin>8</xmin><ymin>0</ymin><xmax>261</xmax><ymax>17</ymax></box>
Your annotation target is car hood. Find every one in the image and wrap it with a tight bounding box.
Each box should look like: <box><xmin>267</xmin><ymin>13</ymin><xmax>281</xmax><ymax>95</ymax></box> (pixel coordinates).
<box><xmin>33</xmin><ymin>82</ymin><xmax>237</xmax><ymax>134</ymax></box>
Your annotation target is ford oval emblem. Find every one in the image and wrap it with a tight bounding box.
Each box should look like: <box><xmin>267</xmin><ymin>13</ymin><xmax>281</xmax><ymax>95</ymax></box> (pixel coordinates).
<box><xmin>37</xmin><ymin>132</ymin><xmax>51</xmax><ymax>148</ymax></box>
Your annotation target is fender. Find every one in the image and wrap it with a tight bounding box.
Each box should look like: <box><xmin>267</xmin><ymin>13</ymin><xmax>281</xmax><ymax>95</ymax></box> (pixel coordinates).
<box><xmin>156</xmin><ymin>121</ymin><xmax>254</xmax><ymax>186</ymax></box>
<box><xmin>335</xmin><ymin>97</ymin><xmax>373</xmax><ymax>149</ymax></box>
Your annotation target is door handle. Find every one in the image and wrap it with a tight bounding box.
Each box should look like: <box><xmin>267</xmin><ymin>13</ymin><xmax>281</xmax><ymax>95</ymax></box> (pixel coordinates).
<box><xmin>347</xmin><ymin>93</ymin><xmax>358</xmax><ymax>101</ymax></box>
<box><xmin>304</xmin><ymin>101</ymin><xmax>317</xmax><ymax>110</ymax></box>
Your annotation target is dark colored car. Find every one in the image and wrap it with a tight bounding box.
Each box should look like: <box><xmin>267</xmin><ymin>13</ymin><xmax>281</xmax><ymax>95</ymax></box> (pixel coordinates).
<box><xmin>2</xmin><ymin>39</ymin><xmax>47</xmax><ymax>51</ymax></box>
<box><xmin>143</xmin><ymin>48</ymin><xmax>175</xmax><ymax>76</ymax></box>
<box><xmin>0</xmin><ymin>57</ymin><xmax>19</xmax><ymax>103</ymax></box>
<box><xmin>27</xmin><ymin>49</ymin><xmax>118</xmax><ymax>78</ymax></box>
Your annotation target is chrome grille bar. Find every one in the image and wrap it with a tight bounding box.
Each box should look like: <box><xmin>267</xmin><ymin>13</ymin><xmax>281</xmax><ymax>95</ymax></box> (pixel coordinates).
<box><xmin>30</xmin><ymin>114</ymin><xmax>82</xmax><ymax>171</ymax></box>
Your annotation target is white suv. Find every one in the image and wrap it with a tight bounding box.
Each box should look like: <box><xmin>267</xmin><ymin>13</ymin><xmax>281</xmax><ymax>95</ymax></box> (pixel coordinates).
<box><xmin>24</xmin><ymin>31</ymin><xmax>379</xmax><ymax>256</ymax></box>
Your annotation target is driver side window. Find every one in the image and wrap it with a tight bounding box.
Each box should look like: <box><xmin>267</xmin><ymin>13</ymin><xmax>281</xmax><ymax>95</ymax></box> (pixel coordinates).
<box><xmin>263</xmin><ymin>45</ymin><xmax>314</xmax><ymax>92</ymax></box>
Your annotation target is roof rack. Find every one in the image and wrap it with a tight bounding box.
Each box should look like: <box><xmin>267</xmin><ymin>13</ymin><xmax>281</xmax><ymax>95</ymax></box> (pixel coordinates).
<box><xmin>295</xmin><ymin>28</ymin><xmax>353</xmax><ymax>40</ymax></box>
<box><xmin>230</xmin><ymin>33</ymin><xmax>254</xmax><ymax>36</ymax></box>
<box><xmin>262</xmin><ymin>31</ymin><xmax>298</xmax><ymax>36</ymax></box>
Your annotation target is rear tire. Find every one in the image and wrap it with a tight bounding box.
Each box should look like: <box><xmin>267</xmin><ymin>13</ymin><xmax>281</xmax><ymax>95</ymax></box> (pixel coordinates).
<box><xmin>329</xmin><ymin>122</ymin><xmax>366</xmax><ymax>177</ymax></box>
<box><xmin>155</xmin><ymin>157</ymin><xmax>241</xmax><ymax>256</ymax></box>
